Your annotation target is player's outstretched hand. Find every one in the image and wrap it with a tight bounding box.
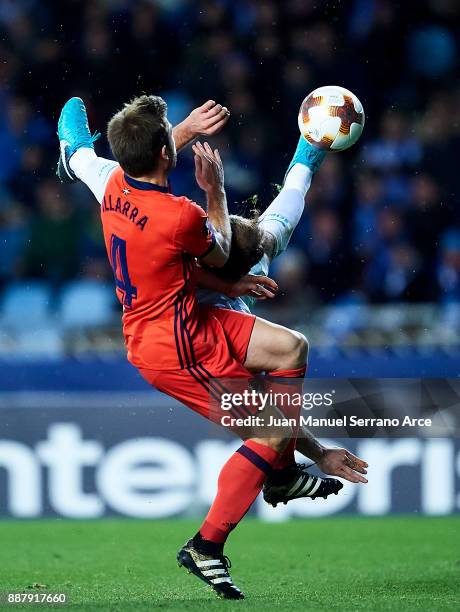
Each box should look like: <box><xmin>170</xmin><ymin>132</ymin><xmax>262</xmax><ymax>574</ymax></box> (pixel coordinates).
<box><xmin>193</xmin><ymin>141</ymin><xmax>224</xmax><ymax>193</ymax></box>
<box><xmin>227</xmin><ymin>275</ymin><xmax>279</xmax><ymax>299</ymax></box>
<box><xmin>317</xmin><ymin>447</ymin><xmax>368</xmax><ymax>484</ymax></box>
<box><xmin>188</xmin><ymin>100</ymin><xmax>230</xmax><ymax>136</ymax></box>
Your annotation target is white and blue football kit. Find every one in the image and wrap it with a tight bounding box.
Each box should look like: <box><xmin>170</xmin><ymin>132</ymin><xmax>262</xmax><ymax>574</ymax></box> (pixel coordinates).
<box><xmin>196</xmin><ymin>160</ymin><xmax>315</xmax><ymax>313</ymax></box>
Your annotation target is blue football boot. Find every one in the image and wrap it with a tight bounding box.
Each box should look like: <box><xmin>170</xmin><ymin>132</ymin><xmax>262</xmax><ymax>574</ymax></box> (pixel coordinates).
<box><xmin>56</xmin><ymin>97</ymin><xmax>100</xmax><ymax>183</ymax></box>
<box><xmin>284</xmin><ymin>134</ymin><xmax>327</xmax><ymax>182</ymax></box>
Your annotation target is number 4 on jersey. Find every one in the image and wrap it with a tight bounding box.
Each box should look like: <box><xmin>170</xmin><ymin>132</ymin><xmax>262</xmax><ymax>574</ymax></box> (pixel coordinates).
<box><xmin>110</xmin><ymin>234</ymin><xmax>138</xmax><ymax>308</ymax></box>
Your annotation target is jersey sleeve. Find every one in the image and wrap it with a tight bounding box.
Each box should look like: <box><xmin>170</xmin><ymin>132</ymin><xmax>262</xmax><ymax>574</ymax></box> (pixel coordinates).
<box><xmin>175</xmin><ymin>198</ymin><xmax>216</xmax><ymax>258</ymax></box>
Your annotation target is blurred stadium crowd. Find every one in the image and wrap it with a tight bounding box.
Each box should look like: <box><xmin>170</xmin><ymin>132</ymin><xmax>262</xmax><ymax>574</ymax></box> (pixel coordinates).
<box><xmin>0</xmin><ymin>0</ymin><xmax>459</xmax><ymax>352</ymax></box>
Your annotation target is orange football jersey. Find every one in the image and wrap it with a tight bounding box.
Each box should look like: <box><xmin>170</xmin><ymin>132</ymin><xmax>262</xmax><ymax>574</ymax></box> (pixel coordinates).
<box><xmin>101</xmin><ymin>167</ymin><xmax>217</xmax><ymax>370</ymax></box>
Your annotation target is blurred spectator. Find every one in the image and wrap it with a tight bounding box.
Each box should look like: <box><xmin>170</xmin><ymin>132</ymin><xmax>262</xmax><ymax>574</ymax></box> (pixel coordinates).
<box><xmin>79</xmin><ymin>207</ymin><xmax>112</xmax><ymax>281</ymax></box>
<box><xmin>268</xmin><ymin>247</ymin><xmax>316</xmax><ymax>325</ymax></box>
<box><xmin>0</xmin><ymin>198</ymin><xmax>27</xmax><ymax>285</ymax></box>
<box><xmin>417</xmin><ymin>92</ymin><xmax>460</xmax><ymax>200</ymax></box>
<box><xmin>306</xmin><ymin>209</ymin><xmax>349</xmax><ymax>302</ymax></box>
<box><xmin>408</xmin><ymin>25</ymin><xmax>457</xmax><ymax>78</ymax></box>
<box><xmin>364</xmin><ymin>110</ymin><xmax>422</xmax><ymax>172</ymax></box>
<box><xmin>352</xmin><ymin>172</ymin><xmax>383</xmax><ymax>256</ymax></box>
<box><xmin>407</xmin><ymin>174</ymin><xmax>451</xmax><ymax>260</ymax></box>
<box><xmin>437</xmin><ymin>230</ymin><xmax>460</xmax><ymax>303</ymax></box>
<box><xmin>20</xmin><ymin>180</ymin><xmax>80</xmax><ymax>283</ymax></box>
<box><xmin>367</xmin><ymin>242</ymin><xmax>430</xmax><ymax>302</ymax></box>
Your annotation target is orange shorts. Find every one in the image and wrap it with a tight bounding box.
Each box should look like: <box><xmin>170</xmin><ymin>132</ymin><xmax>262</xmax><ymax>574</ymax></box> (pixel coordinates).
<box><xmin>138</xmin><ymin>305</ymin><xmax>257</xmax><ymax>421</ymax></box>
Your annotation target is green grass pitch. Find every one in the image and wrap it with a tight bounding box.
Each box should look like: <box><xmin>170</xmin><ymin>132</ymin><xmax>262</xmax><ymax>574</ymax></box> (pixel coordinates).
<box><xmin>0</xmin><ymin>517</ymin><xmax>458</xmax><ymax>611</ymax></box>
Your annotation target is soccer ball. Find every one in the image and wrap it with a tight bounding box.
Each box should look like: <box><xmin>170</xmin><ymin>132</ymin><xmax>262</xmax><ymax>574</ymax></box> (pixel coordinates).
<box><xmin>298</xmin><ymin>85</ymin><xmax>365</xmax><ymax>151</ymax></box>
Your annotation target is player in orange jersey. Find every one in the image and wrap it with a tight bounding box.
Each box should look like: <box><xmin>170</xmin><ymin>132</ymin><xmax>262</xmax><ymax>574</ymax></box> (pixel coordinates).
<box><xmin>57</xmin><ymin>95</ymin><xmax>366</xmax><ymax>600</ymax></box>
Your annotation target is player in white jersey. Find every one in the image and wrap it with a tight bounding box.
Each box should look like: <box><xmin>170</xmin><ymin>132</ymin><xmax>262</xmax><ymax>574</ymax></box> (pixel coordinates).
<box><xmin>196</xmin><ymin>138</ymin><xmax>322</xmax><ymax>313</ymax></box>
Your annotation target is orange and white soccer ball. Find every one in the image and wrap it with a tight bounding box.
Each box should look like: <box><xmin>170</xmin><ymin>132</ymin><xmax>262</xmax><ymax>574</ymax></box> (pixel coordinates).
<box><xmin>298</xmin><ymin>85</ymin><xmax>365</xmax><ymax>151</ymax></box>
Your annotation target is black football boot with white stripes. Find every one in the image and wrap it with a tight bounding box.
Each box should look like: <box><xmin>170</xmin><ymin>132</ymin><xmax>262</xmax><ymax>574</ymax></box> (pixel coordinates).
<box><xmin>177</xmin><ymin>538</ymin><xmax>244</xmax><ymax>599</ymax></box>
<box><xmin>263</xmin><ymin>463</ymin><xmax>343</xmax><ymax>507</ymax></box>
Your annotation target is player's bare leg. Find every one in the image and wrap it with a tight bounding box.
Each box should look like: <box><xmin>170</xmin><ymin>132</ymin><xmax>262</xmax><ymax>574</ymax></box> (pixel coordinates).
<box><xmin>244</xmin><ymin>316</ymin><xmax>308</xmax><ymax>373</ymax></box>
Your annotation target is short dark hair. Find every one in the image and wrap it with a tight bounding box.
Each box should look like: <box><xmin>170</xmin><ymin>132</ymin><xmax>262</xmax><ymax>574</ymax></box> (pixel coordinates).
<box><xmin>107</xmin><ymin>95</ymin><xmax>168</xmax><ymax>177</ymax></box>
<box><xmin>213</xmin><ymin>214</ymin><xmax>265</xmax><ymax>281</ymax></box>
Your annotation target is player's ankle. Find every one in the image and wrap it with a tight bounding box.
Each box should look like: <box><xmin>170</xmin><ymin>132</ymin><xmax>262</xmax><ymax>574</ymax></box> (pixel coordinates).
<box><xmin>272</xmin><ymin>332</ymin><xmax>308</xmax><ymax>371</ymax></box>
<box><xmin>267</xmin><ymin>464</ymin><xmax>297</xmax><ymax>484</ymax></box>
<box><xmin>192</xmin><ymin>531</ymin><xmax>224</xmax><ymax>556</ymax></box>
<box><xmin>68</xmin><ymin>147</ymin><xmax>98</xmax><ymax>177</ymax></box>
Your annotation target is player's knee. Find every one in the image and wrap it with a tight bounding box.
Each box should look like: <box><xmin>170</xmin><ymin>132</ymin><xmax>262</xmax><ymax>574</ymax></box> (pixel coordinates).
<box><xmin>284</xmin><ymin>330</ymin><xmax>308</xmax><ymax>369</ymax></box>
<box><xmin>296</xmin><ymin>332</ymin><xmax>309</xmax><ymax>365</ymax></box>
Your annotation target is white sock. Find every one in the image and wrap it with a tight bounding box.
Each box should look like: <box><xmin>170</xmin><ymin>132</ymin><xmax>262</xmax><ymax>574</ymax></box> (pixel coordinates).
<box><xmin>259</xmin><ymin>163</ymin><xmax>313</xmax><ymax>257</ymax></box>
<box><xmin>283</xmin><ymin>163</ymin><xmax>313</xmax><ymax>197</ymax></box>
<box><xmin>69</xmin><ymin>148</ymin><xmax>119</xmax><ymax>204</ymax></box>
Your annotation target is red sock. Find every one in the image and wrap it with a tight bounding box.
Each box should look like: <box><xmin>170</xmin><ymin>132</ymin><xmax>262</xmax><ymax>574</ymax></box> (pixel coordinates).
<box><xmin>265</xmin><ymin>366</ymin><xmax>306</xmax><ymax>469</ymax></box>
<box><xmin>200</xmin><ymin>440</ymin><xmax>281</xmax><ymax>544</ymax></box>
